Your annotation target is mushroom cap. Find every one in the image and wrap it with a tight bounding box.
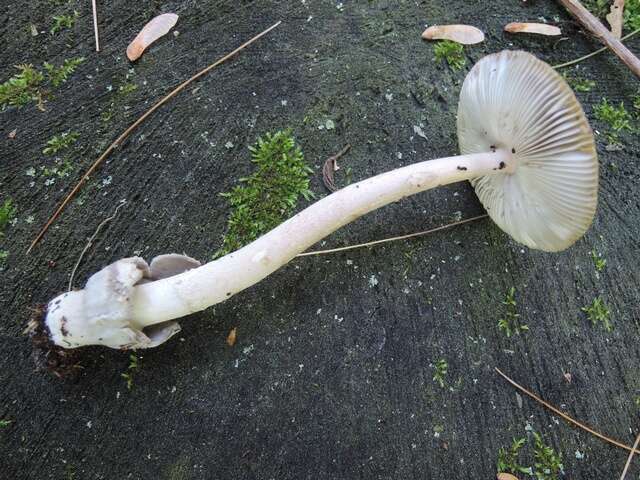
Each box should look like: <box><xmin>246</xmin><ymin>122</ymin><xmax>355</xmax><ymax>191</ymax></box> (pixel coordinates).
<box><xmin>457</xmin><ymin>50</ymin><xmax>598</xmax><ymax>252</ymax></box>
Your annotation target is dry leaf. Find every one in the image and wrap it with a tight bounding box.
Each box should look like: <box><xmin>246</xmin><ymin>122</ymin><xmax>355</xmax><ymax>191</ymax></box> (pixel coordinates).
<box><xmin>504</xmin><ymin>22</ymin><xmax>562</xmax><ymax>36</ymax></box>
<box><xmin>226</xmin><ymin>327</ymin><xmax>237</xmax><ymax>347</ymax></box>
<box><xmin>8</xmin><ymin>129</ymin><xmax>17</xmax><ymax>139</ymax></box>
<box><xmin>563</xmin><ymin>372</ymin><xmax>572</xmax><ymax>383</ymax></box>
<box><xmin>606</xmin><ymin>0</ymin><xmax>624</xmax><ymax>39</ymax></box>
<box><xmin>421</xmin><ymin>25</ymin><xmax>485</xmax><ymax>45</ymax></box>
<box><xmin>497</xmin><ymin>474</ymin><xmax>520</xmax><ymax>480</ymax></box>
<box><xmin>127</xmin><ymin>13</ymin><xmax>179</xmax><ymax>61</ymax></box>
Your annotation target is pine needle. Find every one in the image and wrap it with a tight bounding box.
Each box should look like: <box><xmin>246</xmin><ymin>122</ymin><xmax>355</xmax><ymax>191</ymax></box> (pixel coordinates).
<box><xmin>619</xmin><ymin>434</ymin><xmax>640</xmax><ymax>480</ymax></box>
<box><xmin>495</xmin><ymin>368</ymin><xmax>640</xmax><ymax>456</ymax></box>
<box><xmin>297</xmin><ymin>214</ymin><xmax>488</xmax><ymax>257</ymax></box>
<box><xmin>27</xmin><ymin>21</ymin><xmax>282</xmax><ymax>254</ymax></box>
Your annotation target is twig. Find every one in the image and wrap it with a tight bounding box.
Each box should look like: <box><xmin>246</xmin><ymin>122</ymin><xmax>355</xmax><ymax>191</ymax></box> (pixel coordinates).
<box><xmin>322</xmin><ymin>144</ymin><xmax>351</xmax><ymax>192</ymax></box>
<box><xmin>27</xmin><ymin>21</ymin><xmax>282</xmax><ymax>254</ymax></box>
<box><xmin>495</xmin><ymin>368</ymin><xmax>640</xmax><ymax>455</ymax></box>
<box><xmin>556</xmin><ymin>0</ymin><xmax>640</xmax><ymax>78</ymax></box>
<box><xmin>68</xmin><ymin>201</ymin><xmax>126</xmax><ymax>291</ymax></box>
<box><xmin>553</xmin><ymin>28</ymin><xmax>640</xmax><ymax>69</ymax></box>
<box><xmin>297</xmin><ymin>214</ymin><xmax>488</xmax><ymax>257</ymax></box>
<box><xmin>620</xmin><ymin>434</ymin><xmax>640</xmax><ymax>480</ymax></box>
<box><xmin>91</xmin><ymin>0</ymin><xmax>100</xmax><ymax>52</ymax></box>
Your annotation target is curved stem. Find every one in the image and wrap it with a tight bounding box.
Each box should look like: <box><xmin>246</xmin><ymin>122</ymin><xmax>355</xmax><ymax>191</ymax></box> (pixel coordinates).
<box><xmin>131</xmin><ymin>150</ymin><xmax>512</xmax><ymax>327</ymax></box>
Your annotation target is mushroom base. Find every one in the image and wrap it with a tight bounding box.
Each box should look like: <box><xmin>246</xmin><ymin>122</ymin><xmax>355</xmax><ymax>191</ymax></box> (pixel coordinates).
<box><xmin>26</xmin><ymin>304</ymin><xmax>83</xmax><ymax>378</ymax></box>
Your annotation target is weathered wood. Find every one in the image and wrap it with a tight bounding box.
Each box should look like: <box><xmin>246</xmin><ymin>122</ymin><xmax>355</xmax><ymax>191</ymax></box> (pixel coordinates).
<box><xmin>1</xmin><ymin>1</ymin><xmax>639</xmax><ymax>479</ymax></box>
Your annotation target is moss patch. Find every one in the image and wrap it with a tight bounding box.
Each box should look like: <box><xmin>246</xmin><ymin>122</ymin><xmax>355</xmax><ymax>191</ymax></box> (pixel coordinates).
<box><xmin>215</xmin><ymin>130</ymin><xmax>314</xmax><ymax>257</ymax></box>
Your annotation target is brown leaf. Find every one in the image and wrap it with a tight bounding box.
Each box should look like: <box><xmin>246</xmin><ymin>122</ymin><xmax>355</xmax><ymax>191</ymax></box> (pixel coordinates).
<box><xmin>497</xmin><ymin>474</ymin><xmax>520</xmax><ymax>480</ymax></box>
<box><xmin>226</xmin><ymin>327</ymin><xmax>237</xmax><ymax>347</ymax></box>
<box><xmin>504</xmin><ymin>22</ymin><xmax>562</xmax><ymax>36</ymax></box>
<box><xmin>127</xmin><ymin>13</ymin><xmax>179</xmax><ymax>61</ymax></box>
<box><xmin>421</xmin><ymin>25</ymin><xmax>485</xmax><ymax>45</ymax></box>
<box><xmin>606</xmin><ymin>0</ymin><xmax>624</xmax><ymax>39</ymax></box>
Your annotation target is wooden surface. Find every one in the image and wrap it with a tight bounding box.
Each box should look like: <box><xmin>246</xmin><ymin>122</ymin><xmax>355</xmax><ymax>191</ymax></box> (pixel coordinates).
<box><xmin>1</xmin><ymin>1</ymin><xmax>639</xmax><ymax>478</ymax></box>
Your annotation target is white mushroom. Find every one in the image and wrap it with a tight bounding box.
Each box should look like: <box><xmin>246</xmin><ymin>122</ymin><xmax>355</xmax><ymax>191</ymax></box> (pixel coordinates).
<box><xmin>34</xmin><ymin>51</ymin><xmax>598</xmax><ymax>356</ymax></box>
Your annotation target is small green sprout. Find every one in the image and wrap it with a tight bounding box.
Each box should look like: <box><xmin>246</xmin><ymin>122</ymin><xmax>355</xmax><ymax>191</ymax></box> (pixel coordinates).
<box><xmin>532</xmin><ymin>432</ymin><xmax>564</xmax><ymax>480</ymax></box>
<box><xmin>43</xmin><ymin>131</ymin><xmax>79</xmax><ymax>155</ymax></box>
<box><xmin>216</xmin><ymin>130</ymin><xmax>314</xmax><ymax>257</ymax></box>
<box><xmin>0</xmin><ymin>250</ymin><xmax>8</xmax><ymax>264</ymax></box>
<box><xmin>590</xmin><ymin>249</ymin><xmax>606</xmax><ymax>272</ymax></box>
<box><xmin>50</xmin><ymin>11</ymin><xmax>77</xmax><ymax>35</ymax></box>
<box><xmin>0</xmin><ymin>199</ymin><xmax>17</xmax><ymax>237</ymax></box>
<box><xmin>0</xmin><ymin>419</ymin><xmax>12</xmax><ymax>428</ymax></box>
<box><xmin>43</xmin><ymin>57</ymin><xmax>85</xmax><ymax>88</ymax></box>
<box><xmin>633</xmin><ymin>92</ymin><xmax>640</xmax><ymax>112</ymax></box>
<box><xmin>433</xmin><ymin>40</ymin><xmax>466</xmax><ymax>71</ymax></box>
<box><xmin>582</xmin><ymin>297</ymin><xmax>612</xmax><ymax>331</ymax></box>
<box><xmin>497</xmin><ymin>437</ymin><xmax>531</xmax><ymax>476</ymax></box>
<box><xmin>498</xmin><ymin>287</ymin><xmax>529</xmax><ymax>338</ymax></box>
<box><xmin>432</xmin><ymin>359</ymin><xmax>448</xmax><ymax>388</ymax></box>
<box><xmin>594</xmin><ymin>98</ymin><xmax>633</xmax><ymax>143</ymax></box>
<box><xmin>121</xmin><ymin>354</ymin><xmax>139</xmax><ymax>390</ymax></box>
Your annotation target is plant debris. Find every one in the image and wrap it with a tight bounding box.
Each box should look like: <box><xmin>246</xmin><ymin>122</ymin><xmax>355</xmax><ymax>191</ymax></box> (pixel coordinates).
<box><xmin>504</xmin><ymin>22</ymin><xmax>562</xmax><ymax>36</ymax></box>
<box><xmin>322</xmin><ymin>144</ymin><xmax>351</xmax><ymax>192</ymax></box>
<box><xmin>421</xmin><ymin>24</ymin><xmax>485</xmax><ymax>44</ymax></box>
<box><xmin>606</xmin><ymin>0</ymin><xmax>625</xmax><ymax>38</ymax></box>
<box><xmin>226</xmin><ymin>328</ymin><xmax>237</xmax><ymax>347</ymax></box>
<box><xmin>497</xmin><ymin>474</ymin><xmax>520</xmax><ymax>480</ymax></box>
<box><xmin>127</xmin><ymin>13</ymin><xmax>179</xmax><ymax>61</ymax></box>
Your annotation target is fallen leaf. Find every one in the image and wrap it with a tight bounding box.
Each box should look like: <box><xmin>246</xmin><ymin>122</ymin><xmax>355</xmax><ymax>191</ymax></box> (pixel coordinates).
<box><xmin>8</xmin><ymin>129</ymin><xmax>17</xmax><ymax>139</ymax></box>
<box><xmin>126</xmin><ymin>13</ymin><xmax>179</xmax><ymax>61</ymax></box>
<box><xmin>421</xmin><ymin>24</ymin><xmax>485</xmax><ymax>45</ymax></box>
<box><xmin>606</xmin><ymin>0</ymin><xmax>624</xmax><ymax>39</ymax></box>
<box><xmin>497</xmin><ymin>474</ymin><xmax>520</xmax><ymax>480</ymax></box>
<box><xmin>226</xmin><ymin>327</ymin><xmax>237</xmax><ymax>347</ymax></box>
<box><xmin>504</xmin><ymin>22</ymin><xmax>562</xmax><ymax>36</ymax></box>
<box><xmin>563</xmin><ymin>372</ymin><xmax>572</xmax><ymax>383</ymax></box>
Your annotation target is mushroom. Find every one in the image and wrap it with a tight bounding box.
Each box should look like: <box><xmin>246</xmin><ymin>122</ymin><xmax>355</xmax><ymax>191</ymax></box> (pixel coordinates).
<box><xmin>32</xmin><ymin>51</ymin><xmax>598</xmax><ymax>357</ymax></box>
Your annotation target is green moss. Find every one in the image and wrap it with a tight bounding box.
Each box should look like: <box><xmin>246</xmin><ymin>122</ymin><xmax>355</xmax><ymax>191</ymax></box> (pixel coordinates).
<box><xmin>215</xmin><ymin>130</ymin><xmax>314</xmax><ymax>257</ymax></box>
<box><xmin>497</xmin><ymin>437</ymin><xmax>530</xmax><ymax>476</ymax></box>
<box><xmin>590</xmin><ymin>249</ymin><xmax>606</xmax><ymax>272</ymax></box>
<box><xmin>562</xmin><ymin>73</ymin><xmax>595</xmax><ymax>93</ymax></box>
<box><xmin>532</xmin><ymin>432</ymin><xmax>564</xmax><ymax>480</ymax></box>
<box><xmin>497</xmin><ymin>287</ymin><xmax>528</xmax><ymax>338</ymax></box>
<box><xmin>433</xmin><ymin>41</ymin><xmax>465</xmax><ymax>71</ymax></box>
<box><xmin>0</xmin><ymin>199</ymin><xmax>17</xmax><ymax>237</ymax></box>
<box><xmin>624</xmin><ymin>0</ymin><xmax>640</xmax><ymax>31</ymax></box>
<box><xmin>121</xmin><ymin>354</ymin><xmax>140</xmax><ymax>390</ymax></box>
<box><xmin>43</xmin><ymin>57</ymin><xmax>85</xmax><ymax>87</ymax></box>
<box><xmin>582</xmin><ymin>297</ymin><xmax>612</xmax><ymax>331</ymax></box>
<box><xmin>594</xmin><ymin>98</ymin><xmax>633</xmax><ymax>143</ymax></box>
<box><xmin>0</xmin><ymin>57</ymin><xmax>84</xmax><ymax>110</ymax></box>
<box><xmin>432</xmin><ymin>358</ymin><xmax>448</xmax><ymax>388</ymax></box>
<box><xmin>43</xmin><ymin>131</ymin><xmax>79</xmax><ymax>155</ymax></box>
<box><xmin>50</xmin><ymin>11</ymin><xmax>77</xmax><ymax>35</ymax></box>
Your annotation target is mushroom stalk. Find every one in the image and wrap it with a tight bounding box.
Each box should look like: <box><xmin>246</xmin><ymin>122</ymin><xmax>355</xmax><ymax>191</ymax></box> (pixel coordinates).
<box><xmin>134</xmin><ymin>149</ymin><xmax>512</xmax><ymax>326</ymax></box>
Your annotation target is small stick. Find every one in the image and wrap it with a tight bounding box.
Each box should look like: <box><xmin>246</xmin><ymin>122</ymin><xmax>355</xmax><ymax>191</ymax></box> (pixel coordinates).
<box><xmin>297</xmin><ymin>214</ymin><xmax>488</xmax><ymax>257</ymax></box>
<box><xmin>553</xmin><ymin>28</ymin><xmax>640</xmax><ymax>69</ymax></box>
<box><xmin>68</xmin><ymin>201</ymin><xmax>126</xmax><ymax>291</ymax></box>
<box><xmin>27</xmin><ymin>21</ymin><xmax>282</xmax><ymax>254</ymax></box>
<box><xmin>91</xmin><ymin>0</ymin><xmax>100</xmax><ymax>52</ymax></box>
<box><xmin>495</xmin><ymin>368</ymin><xmax>640</xmax><ymax>455</ymax></box>
<box><xmin>557</xmin><ymin>0</ymin><xmax>640</xmax><ymax>78</ymax></box>
<box><xmin>322</xmin><ymin>144</ymin><xmax>351</xmax><ymax>192</ymax></box>
<box><xmin>620</xmin><ymin>434</ymin><xmax>640</xmax><ymax>480</ymax></box>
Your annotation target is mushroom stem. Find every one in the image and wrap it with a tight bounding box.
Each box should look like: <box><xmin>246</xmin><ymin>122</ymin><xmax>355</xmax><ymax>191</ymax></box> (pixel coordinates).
<box><xmin>132</xmin><ymin>149</ymin><xmax>512</xmax><ymax>327</ymax></box>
